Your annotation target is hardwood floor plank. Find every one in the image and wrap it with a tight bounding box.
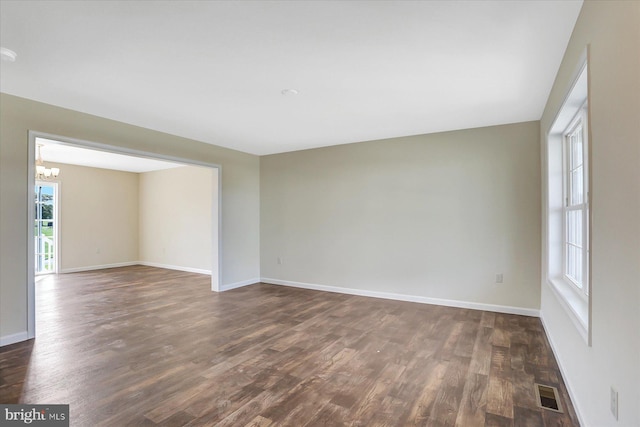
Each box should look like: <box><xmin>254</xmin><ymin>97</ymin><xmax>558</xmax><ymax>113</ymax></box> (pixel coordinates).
<box><xmin>490</xmin><ymin>345</ymin><xmax>513</xmax><ymax>379</ymax></box>
<box><xmin>350</xmin><ymin>363</ymin><xmax>405</xmax><ymax>425</ymax></box>
<box><xmin>303</xmin><ymin>401</ymin><xmax>351</xmax><ymax>426</ymax></box>
<box><xmin>454</xmin><ymin>321</ymin><xmax>480</xmax><ymax>359</ymax></box>
<box><xmin>369</xmin><ymin>395</ymin><xmax>410</xmax><ymax>427</ymax></box>
<box><xmin>485</xmin><ymin>412</ymin><xmax>515</xmax><ymax>427</ymax></box>
<box><xmin>469</xmin><ymin>326</ymin><xmax>493</xmax><ymax>376</ymax></box>
<box><xmin>542</xmin><ymin>408</ymin><xmax>576</xmax><ymax>427</ymax></box>
<box><xmin>155</xmin><ymin>410</ymin><xmax>197</xmax><ymax>427</ymax></box>
<box><xmin>486</xmin><ymin>377</ymin><xmax>514</xmax><ymax>420</ymax></box>
<box><xmin>405</xmin><ymin>358</ymin><xmax>449</xmax><ymax>425</ymax></box>
<box><xmin>455</xmin><ymin>372</ymin><xmax>488</xmax><ymax>427</ymax></box>
<box><xmin>480</xmin><ymin>312</ymin><xmax>496</xmax><ymax>329</ymax></box>
<box><xmin>243</xmin><ymin>415</ymin><xmax>273</xmax><ymax>427</ymax></box>
<box><xmin>426</xmin><ymin>356</ymin><xmax>470</xmax><ymax>426</ymax></box>
<box><xmin>144</xmin><ymin>378</ymin><xmax>214</xmax><ymax>423</ymax></box>
<box><xmin>512</xmin><ymin>406</ymin><xmax>544</xmax><ymax>427</ymax></box>
<box><xmin>259</xmin><ymin>379</ymin><xmax>328</xmax><ymax>426</ymax></box>
<box><xmin>0</xmin><ymin>266</ymin><xmax>579</xmax><ymax>426</ymax></box>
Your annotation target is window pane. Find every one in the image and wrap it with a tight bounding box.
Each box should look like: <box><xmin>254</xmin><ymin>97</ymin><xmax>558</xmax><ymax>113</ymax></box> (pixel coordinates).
<box><xmin>571</xmin><ymin>166</ymin><xmax>584</xmax><ymax>205</ymax></box>
<box><xmin>566</xmin><ymin>208</ymin><xmax>584</xmax><ymax>288</ymax></box>
<box><xmin>575</xmin><ymin>247</ymin><xmax>583</xmax><ymax>285</ymax></box>
<box><xmin>571</xmin><ymin>129</ymin><xmax>583</xmax><ymax>169</ymax></box>
<box><xmin>566</xmin><ymin>244</ymin><xmax>583</xmax><ymax>288</ymax></box>
<box><xmin>566</xmin><ymin>210</ymin><xmax>582</xmax><ymax>247</ymax></box>
<box><xmin>43</xmin><ymin>222</ymin><xmax>53</xmax><ymax>237</ymax></box>
<box><xmin>576</xmin><ymin>210</ymin><xmax>582</xmax><ymax>247</ymax></box>
<box><xmin>567</xmin><ymin>211</ymin><xmax>574</xmax><ymax>243</ymax></box>
<box><xmin>568</xmin><ymin>123</ymin><xmax>584</xmax><ymax>206</ymax></box>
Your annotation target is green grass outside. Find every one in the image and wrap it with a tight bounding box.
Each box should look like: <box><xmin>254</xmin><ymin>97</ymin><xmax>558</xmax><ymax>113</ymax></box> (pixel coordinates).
<box><xmin>34</xmin><ymin>224</ymin><xmax>54</xmax><ymax>237</ymax></box>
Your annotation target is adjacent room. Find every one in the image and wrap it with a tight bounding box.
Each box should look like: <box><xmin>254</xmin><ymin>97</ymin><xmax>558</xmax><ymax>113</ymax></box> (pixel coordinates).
<box><xmin>31</xmin><ymin>137</ymin><xmax>219</xmax><ymax>281</ymax></box>
<box><xmin>1</xmin><ymin>1</ymin><xmax>638</xmax><ymax>426</ymax></box>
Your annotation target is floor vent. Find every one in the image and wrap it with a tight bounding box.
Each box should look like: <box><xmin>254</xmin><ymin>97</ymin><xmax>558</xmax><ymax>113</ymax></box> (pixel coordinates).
<box><xmin>535</xmin><ymin>383</ymin><xmax>563</xmax><ymax>413</ymax></box>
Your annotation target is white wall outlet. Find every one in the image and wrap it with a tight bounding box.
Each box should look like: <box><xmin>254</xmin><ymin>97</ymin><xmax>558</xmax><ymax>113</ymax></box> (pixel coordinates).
<box><xmin>495</xmin><ymin>273</ymin><xmax>503</xmax><ymax>283</ymax></box>
<box><xmin>96</xmin><ymin>247</ymin><xmax>101</xmax><ymax>254</ymax></box>
<box><xmin>277</xmin><ymin>256</ymin><xmax>283</xmax><ymax>265</ymax></box>
<box><xmin>610</xmin><ymin>387</ymin><xmax>618</xmax><ymax>420</ymax></box>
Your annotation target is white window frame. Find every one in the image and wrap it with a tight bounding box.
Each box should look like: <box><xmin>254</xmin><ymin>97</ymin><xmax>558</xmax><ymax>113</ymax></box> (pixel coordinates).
<box><xmin>561</xmin><ymin>104</ymin><xmax>589</xmax><ymax>300</ymax></box>
<box><xmin>544</xmin><ymin>56</ymin><xmax>591</xmax><ymax>345</ymax></box>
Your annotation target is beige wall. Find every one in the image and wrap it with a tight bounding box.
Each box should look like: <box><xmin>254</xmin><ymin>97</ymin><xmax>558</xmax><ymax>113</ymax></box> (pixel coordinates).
<box><xmin>139</xmin><ymin>165</ymin><xmax>216</xmax><ymax>273</ymax></box>
<box><xmin>0</xmin><ymin>93</ymin><xmax>260</xmax><ymax>340</ymax></box>
<box><xmin>49</xmin><ymin>162</ymin><xmax>139</xmax><ymax>272</ymax></box>
<box><xmin>261</xmin><ymin>121</ymin><xmax>541</xmax><ymax>310</ymax></box>
<box><xmin>42</xmin><ymin>162</ymin><xmax>216</xmax><ymax>273</ymax></box>
<box><xmin>540</xmin><ymin>1</ymin><xmax>640</xmax><ymax>426</ymax></box>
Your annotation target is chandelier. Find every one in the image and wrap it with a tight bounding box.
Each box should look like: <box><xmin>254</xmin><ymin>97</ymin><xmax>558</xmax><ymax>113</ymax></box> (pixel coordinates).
<box><xmin>35</xmin><ymin>144</ymin><xmax>60</xmax><ymax>180</ymax></box>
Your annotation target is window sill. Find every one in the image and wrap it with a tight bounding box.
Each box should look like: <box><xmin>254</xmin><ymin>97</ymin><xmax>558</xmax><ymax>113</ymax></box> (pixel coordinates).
<box><xmin>547</xmin><ymin>277</ymin><xmax>591</xmax><ymax>345</ymax></box>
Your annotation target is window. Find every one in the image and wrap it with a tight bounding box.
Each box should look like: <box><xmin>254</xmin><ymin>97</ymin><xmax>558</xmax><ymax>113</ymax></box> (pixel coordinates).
<box><xmin>563</xmin><ymin>107</ymin><xmax>588</xmax><ymax>297</ymax></box>
<box><xmin>544</xmin><ymin>57</ymin><xmax>591</xmax><ymax>344</ymax></box>
<box><xmin>34</xmin><ymin>183</ymin><xmax>58</xmax><ymax>275</ymax></box>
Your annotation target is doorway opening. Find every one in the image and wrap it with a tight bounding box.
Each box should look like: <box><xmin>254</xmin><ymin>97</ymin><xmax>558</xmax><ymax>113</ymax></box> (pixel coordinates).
<box><xmin>34</xmin><ymin>182</ymin><xmax>58</xmax><ymax>275</ymax></box>
<box><xmin>27</xmin><ymin>131</ymin><xmax>222</xmax><ymax>340</ymax></box>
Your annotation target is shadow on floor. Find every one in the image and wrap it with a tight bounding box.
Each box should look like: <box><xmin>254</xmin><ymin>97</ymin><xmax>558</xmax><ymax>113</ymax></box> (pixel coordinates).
<box><xmin>0</xmin><ymin>339</ymin><xmax>35</xmax><ymax>403</ymax></box>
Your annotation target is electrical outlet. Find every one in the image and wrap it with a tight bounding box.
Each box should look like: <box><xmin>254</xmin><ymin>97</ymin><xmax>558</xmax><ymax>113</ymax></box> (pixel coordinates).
<box><xmin>496</xmin><ymin>273</ymin><xmax>503</xmax><ymax>283</ymax></box>
<box><xmin>610</xmin><ymin>387</ymin><xmax>618</xmax><ymax>420</ymax></box>
<box><xmin>277</xmin><ymin>257</ymin><xmax>283</xmax><ymax>265</ymax></box>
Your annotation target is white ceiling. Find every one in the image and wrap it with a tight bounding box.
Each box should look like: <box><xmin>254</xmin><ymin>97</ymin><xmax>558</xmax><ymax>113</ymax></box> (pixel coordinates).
<box><xmin>37</xmin><ymin>138</ymin><xmax>184</xmax><ymax>173</ymax></box>
<box><xmin>1</xmin><ymin>1</ymin><xmax>582</xmax><ymax>155</ymax></box>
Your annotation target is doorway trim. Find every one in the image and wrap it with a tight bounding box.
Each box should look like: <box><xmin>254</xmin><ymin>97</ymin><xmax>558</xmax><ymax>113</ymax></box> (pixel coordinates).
<box><xmin>27</xmin><ymin>131</ymin><xmax>223</xmax><ymax>340</ymax></box>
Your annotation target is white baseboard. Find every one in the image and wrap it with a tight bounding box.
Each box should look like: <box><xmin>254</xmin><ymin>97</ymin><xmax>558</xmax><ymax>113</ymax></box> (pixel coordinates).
<box><xmin>60</xmin><ymin>261</ymin><xmax>139</xmax><ymax>273</ymax></box>
<box><xmin>0</xmin><ymin>330</ymin><xmax>29</xmax><ymax>347</ymax></box>
<box><xmin>540</xmin><ymin>313</ymin><xmax>586</xmax><ymax>427</ymax></box>
<box><xmin>261</xmin><ymin>278</ymin><xmax>540</xmax><ymax>317</ymax></box>
<box><xmin>61</xmin><ymin>262</ymin><xmax>212</xmax><ymax>275</ymax></box>
<box><xmin>220</xmin><ymin>278</ymin><xmax>261</xmax><ymax>292</ymax></box>
<box><xmin>137</xmin><ymin>261</ymin><xmax>211</xmax><ymax>275</ymax></box>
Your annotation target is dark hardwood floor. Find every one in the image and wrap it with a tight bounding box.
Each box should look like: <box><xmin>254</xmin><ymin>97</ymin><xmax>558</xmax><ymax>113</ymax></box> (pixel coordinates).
<box><xmin>0</xmin><ymin>266</ymin><xmax>578</xmax><ymax>426</ymax></box>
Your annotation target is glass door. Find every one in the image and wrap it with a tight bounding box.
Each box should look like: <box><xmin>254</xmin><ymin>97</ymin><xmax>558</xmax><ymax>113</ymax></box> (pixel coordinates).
<box><xmin>35</xmin><ymin>182</ymin><xmax>57</xmax><ymax>274</ymax></box>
